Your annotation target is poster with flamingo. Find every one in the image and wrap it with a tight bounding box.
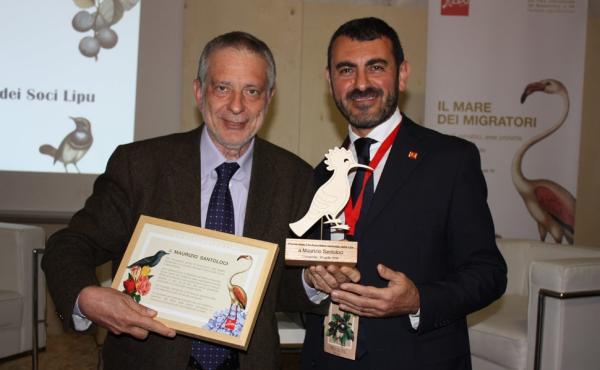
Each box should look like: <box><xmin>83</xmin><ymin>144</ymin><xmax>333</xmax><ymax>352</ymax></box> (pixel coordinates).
<box><xmin>110</xmin><ymin>215</ymin><xmax>278</xmax><ymax>350</ymax></box>
<box><xmin>424</xmin><ymin>0</ymin><xmax>587</xmax><ymax>244</ymax></box>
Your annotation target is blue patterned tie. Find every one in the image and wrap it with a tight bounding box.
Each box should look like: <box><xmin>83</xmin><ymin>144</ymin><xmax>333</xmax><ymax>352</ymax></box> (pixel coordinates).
<box><xmin>351</xmin><ymin>138</ymin><xmax>376</xmax><ymax>209</ymax></box>
<box><xmin>205</xmin><ymin>162</ymin><xmax>239</xmax><ymax>233</ymax></box>
<box><xmin>191</xmin><ymin>162</ymin><xmax>239</xmax><ymax>370</ymax></box>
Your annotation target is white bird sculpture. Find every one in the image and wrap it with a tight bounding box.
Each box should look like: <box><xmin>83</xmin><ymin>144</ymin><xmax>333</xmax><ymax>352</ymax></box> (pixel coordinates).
<box><xmin>289</xmin><ymin>147</ymin><xmax>373</xmax><ymax>237</ymax></box>
<box><xmin>513</xmin><ymin>78</ymin><xmax>576</xmax><ymax>244</ymax></box>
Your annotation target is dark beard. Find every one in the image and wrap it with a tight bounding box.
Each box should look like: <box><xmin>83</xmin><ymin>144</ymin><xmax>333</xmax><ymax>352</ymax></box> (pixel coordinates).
<box><xmin>334</xmin><ymin>87</ymin><xmax>398</xmax><ymax>130</ymax></box>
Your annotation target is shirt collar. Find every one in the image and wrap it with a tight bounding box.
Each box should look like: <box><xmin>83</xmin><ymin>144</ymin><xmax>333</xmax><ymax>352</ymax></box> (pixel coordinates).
<box><xmin>200</xmin><ymin>125</ymin><xmax>254</xmax><ymax>182</ymax></box>
<box><xmin>348</xmin><ymin>108</ymin><xmax>402</xmax><ymax>144</ymax></box>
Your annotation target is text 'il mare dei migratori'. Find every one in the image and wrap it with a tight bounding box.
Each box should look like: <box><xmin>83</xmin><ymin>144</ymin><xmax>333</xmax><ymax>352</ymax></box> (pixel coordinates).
<box><xmin>436</xmin><ymin>100</ymin><xmax>536</xmax><ymax>128</ymax></box>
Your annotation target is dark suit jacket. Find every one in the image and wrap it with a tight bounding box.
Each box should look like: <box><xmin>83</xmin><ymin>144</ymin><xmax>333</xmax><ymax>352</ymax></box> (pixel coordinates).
<box><xmin>42</xmin><ymin>127</ymin><xmax>315</xmax><ymax>370</ymax></box>
<box><xmin>300</xmin><ymin>115</ymin><xmax>507</xmax><ymax>370</ymax></box>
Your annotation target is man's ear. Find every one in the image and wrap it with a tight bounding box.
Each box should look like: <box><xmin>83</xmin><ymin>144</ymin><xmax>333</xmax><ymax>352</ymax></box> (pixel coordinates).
<box><xmin>325</xmin><ymin>67</ymin><xmax>333</xmax><ymax>94</ymax></box>
<box><xmin>268</xmin><ymin>85</ymin><xmax>276</xmax><ymax>103</ymax></box>
<box><xmin>398</xmin><ymin>61</ymin><xmax>411</xmax><ymax>92</ymax></box>
<box><xmin>193</xmin><ymin>79</ymin><xmax>202</xmax><ymax>106</ymax></box>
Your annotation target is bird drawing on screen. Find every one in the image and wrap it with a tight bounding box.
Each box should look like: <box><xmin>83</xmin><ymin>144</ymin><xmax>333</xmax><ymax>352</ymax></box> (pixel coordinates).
<box><xmin>289</xmin><ymin>147</ymin><xmax>373</xmax><ymax>237</ymax></box>
<box><xmin>39</xmin><ymin>116</ymin><xmax>93</xmax><ymax>173</ymax></box>
<box><xmin>512</xmin><ymin>79</ymin><xmax>575</xmax><ymax>244</ymax></box>
<box><xmin>127</xmin><ymin>250</ymin><xmax>169</xmax><ymax>269</ymax></box>
<box><xmin>220</xmin><ymin>255</ymin><xmax>253</xmax><ymax>330</ymax></box>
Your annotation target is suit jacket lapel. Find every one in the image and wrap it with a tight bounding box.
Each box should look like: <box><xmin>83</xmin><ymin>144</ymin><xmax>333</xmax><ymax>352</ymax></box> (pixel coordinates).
<box><xmin>360</xmin><ymin>116</ymin><xmax>427</xmax><ymax>231</ymax></box>
<box><xmin>164</xmin><ymin>131</ymin><xmax>276</xmax><ymax>235</ymax></box>
<box><xmin>243</xmin><ymin>137</ymin><xmax>277</xmax><ymax>240</ymax></box>
<box><xmin>166</xmin><ymin>127</ymin><xmax>202</xmax><ymax>227</ymax></box>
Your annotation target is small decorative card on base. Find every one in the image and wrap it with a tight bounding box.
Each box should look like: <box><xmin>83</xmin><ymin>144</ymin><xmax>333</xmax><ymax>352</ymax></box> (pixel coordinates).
<box><xmin>324</xmin><ymin>303</ymin><xmax>359</xmax><ymax>360</ymax></box>
<box><xmin>110</xmin><ymin>215</ymin><xmax>278</xmax><ymax>350</ymax></box>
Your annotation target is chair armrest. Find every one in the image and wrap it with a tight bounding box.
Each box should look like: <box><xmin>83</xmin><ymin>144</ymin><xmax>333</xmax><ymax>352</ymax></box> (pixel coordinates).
<box><xmin>276</xmin><ymin>312</ymin><xmax>305</xmax><ymax>350</ymax></box>
<box><xmin>530</xmin><ymin>258</ymin><xmax>600</xmax><ymax>293</ymax></box>
<box><xmin>527</xmin><ymin>258</ymin><xmax>600</xmax><ymax>370</ymax></box>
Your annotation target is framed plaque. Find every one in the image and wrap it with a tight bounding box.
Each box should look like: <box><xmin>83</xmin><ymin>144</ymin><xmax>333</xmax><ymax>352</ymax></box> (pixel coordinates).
<box><xmin>110</xmin><ymin>215</ymin><xmax>278</xmax><ymax>350</ymax></box>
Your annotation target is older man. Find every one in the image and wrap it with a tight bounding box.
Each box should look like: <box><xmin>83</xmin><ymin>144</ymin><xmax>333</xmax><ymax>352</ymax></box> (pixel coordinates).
<box><xmin>42</xmin><ymin>31</ymin><xmax>314</xmax><ymax>370</ymax></box>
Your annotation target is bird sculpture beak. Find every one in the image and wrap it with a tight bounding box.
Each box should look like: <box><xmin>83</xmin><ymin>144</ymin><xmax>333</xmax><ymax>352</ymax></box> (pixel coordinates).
<box><xmin>351</xmin><ymin>163</ymin><xmax>374</xmax><ymax>171</ymax></box>
<box><xmin>520</xmin><ymin>82</ymin><xmax>545</xmax><ymax>103</ymax></box>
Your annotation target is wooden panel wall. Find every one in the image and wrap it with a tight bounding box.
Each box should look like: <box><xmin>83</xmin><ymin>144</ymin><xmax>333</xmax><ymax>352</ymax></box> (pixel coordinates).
<box><xmin>181</xmin><ymin>1</ymin><xmax>599</xmax><ymax>246</ymax></box>
<box><xmin>181</xmin><ymin>1</ymin><xmax>425</xmax><ymax>165</ymax></box>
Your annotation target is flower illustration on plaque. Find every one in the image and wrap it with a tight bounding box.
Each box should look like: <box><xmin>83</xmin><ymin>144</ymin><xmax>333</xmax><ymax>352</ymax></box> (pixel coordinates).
<box><xmin>204</xmin><ymin>255</ymin><xmax>253</xmax><ymax>336</ymax></box>
<box><xmin>121</xmin><ymin>250</ymin><xmax>169</xmax><ymax>303</ymax></box>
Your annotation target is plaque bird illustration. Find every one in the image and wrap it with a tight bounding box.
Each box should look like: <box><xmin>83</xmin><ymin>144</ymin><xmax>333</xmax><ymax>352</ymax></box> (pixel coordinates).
<box><xmin>512</xmin><ymin>79</ymin><xmax>576</xmax><ymax>244</ymax></box>
<box><xmin>39</xmin><ymin>116</ymin><xmax>93</xmax><ymax>173</ymax></box>
<box><xmin>127</xmin><ymin>250</ymin><xmax>169</xmax><ymax>268</ymax></box>
<box><xmin>289</xmin><ymin>147</ymin><xmax>373</xmax><ymax>237</ymax></box>
<box><xmin>221</xmin><ymin>255</ymin><xmax>253</xmax><ymax>330</ymax></box>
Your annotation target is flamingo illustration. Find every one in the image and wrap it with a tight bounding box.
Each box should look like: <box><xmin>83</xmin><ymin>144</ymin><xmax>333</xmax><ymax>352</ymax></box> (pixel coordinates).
<box><xmin>220</xmin><ymin>255</ymin><xmax>253</xmax><ymax>330</ymax></box>
<box><xmin>289</xmin><ymin>147</ymin><xmax>373</xmax><ymax>236</ymax></box>
<box><xmin>512</xmin><ymin>79</ymin><xmax>576</xmax><ymax>244</ymax></box>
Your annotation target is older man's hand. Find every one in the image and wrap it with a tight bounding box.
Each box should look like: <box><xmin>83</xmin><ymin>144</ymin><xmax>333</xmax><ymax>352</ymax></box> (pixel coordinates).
<box><xmin>304</xmin><ymin>264</ymin><xmax>361</xmax><ymax>294</ymax></box>
<box><xmin>78</xmin><ymin>286</ymin><xmax>176</xmax><ymax>339</ymax></box>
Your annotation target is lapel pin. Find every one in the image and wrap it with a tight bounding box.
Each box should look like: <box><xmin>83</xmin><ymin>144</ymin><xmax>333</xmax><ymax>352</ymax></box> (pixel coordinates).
<box><xmin>408</xmin><ymin>151</ymin><xmax>418</xmax><ymax>160</ymax></box>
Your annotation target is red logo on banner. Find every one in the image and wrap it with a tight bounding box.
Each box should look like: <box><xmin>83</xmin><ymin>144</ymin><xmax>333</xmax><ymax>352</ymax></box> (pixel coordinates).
<box><xmin>441</xmin><ymin>0</ymin><xmax>470</xmax><ymax>16</ymax></box>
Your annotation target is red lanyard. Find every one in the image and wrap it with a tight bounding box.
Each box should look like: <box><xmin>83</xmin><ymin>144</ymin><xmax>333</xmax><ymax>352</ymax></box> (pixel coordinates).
<box><xmin>344</xmin><ymin>123</ymin><xmax>400</xmax><ymax>236</ymax></box>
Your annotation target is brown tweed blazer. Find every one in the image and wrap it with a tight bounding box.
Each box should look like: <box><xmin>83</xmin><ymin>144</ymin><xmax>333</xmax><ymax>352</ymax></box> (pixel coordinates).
<box><xmin>42</xmin><ymin>127</ymin><xmax>315</xmax><ymax>370</ymax></box>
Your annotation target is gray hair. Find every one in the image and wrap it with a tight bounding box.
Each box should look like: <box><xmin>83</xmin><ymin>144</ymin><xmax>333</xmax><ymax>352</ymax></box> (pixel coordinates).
<box><xmin>197</xmin><ymin>31</ymin><xmax>276</xmax><ymax>93</ymax></box>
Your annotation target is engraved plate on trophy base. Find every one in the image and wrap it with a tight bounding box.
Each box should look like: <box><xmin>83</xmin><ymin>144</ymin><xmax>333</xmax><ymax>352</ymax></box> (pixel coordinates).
<box><xmin>285</xmin><ymin>238</ymin><xmax>357</xmax><ymax>266</ymax></box>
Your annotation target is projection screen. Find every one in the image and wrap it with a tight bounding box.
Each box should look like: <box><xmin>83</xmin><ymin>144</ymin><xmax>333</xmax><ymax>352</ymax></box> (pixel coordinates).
<box><xmin>0</xmin><ymin>0</ymin><xmax>183</xmax><ymax>221</ymax></box>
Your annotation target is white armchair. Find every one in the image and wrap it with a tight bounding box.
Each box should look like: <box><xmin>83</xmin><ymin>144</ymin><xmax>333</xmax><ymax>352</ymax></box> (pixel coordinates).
<box><xmin>468</xmin><ymin>239</ymin><xmax>600</xmax><ymax>370</ymax></box>
<box><xmin>0</xmin><ymin>222</ymin><xmax>46</xmax><ymax>359</ymax></box>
